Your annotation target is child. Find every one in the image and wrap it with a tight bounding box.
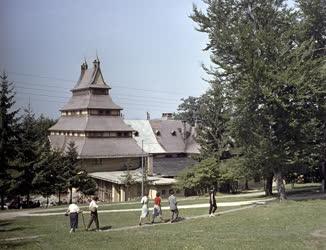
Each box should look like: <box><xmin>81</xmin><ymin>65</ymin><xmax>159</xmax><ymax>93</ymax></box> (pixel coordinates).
<box><xmin>66</xmin><ymin>203</ymin><xmax>80</xmax><ymax>233</ymax></box>
<box><xmin>168</xmin><ymin>190</ymin><xmax>179</xmax><ymax>223</ymax></box>
<box><xmin>151</xmin><ymin>192</ymin><xmax>163</xmax><ymax>223</ymax></box>
<box><xmin>139</xmin><ymin>193</ymin><xmax>150</xmax><ymax>226</ymax></box>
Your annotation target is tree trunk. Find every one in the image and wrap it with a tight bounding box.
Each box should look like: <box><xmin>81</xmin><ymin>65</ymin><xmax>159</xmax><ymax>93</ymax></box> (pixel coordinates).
<box><xmin>69</xmin><ymin>187</ymin><xmax>73</xmax><ymax>204</ymax></box>
<box><xmin>244</xmin><ymin>179</ymin><xmax>249</xmax><ymax>190</ymax></box>
<box><xmin>46</xmin><ymin>196</ymin><xmax>49</xmax><ymax>208</ymax></box>
<box><xmin>26</xmin><ymin>193</ymin><xmax>30</xmax><ymax>208</ymax></box>
<box><xmin>58</xmin><ymin>192</ymin><xmax>61</xmax><ymax>205</ymax></box>
<box><xmin>275</xmin><ymin>171</ymin><xmax>287</xmax><ymax>200</ymax></box>
<box><xmin>265</xmin><ymin>174</ymin><xmax>273</xmax><ymax>196</ymax></box>
<box><xmin>321</xmin><ymin>162</ymin><xmax>325</xmax><ymax>193</ymax></box>
<box><xmin>0</xmin><ymin>194</ymin><xmax>4</xmax><ymax>210</ymax></box>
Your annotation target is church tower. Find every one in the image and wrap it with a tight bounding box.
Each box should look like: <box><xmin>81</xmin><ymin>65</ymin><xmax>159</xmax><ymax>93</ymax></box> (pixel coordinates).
<box><xmin>49</xmin><ymin>58</ymin><xmax>143</xmax><ymax>172</ymax></box>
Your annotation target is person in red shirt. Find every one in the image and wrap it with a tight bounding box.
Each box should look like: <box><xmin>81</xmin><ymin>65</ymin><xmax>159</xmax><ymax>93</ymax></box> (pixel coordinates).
<box><xmin>151</xmin><ymin>192</ymin><xmax>163</xmax><ymax>223</ymax></box>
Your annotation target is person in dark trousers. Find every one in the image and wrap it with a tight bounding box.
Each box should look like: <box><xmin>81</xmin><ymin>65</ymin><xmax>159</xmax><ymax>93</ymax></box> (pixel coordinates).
<box><xmin>86</xmin><ymin>196</ymin><xmax>100</xmax><ymax>231</ymax></box>
<box><xmin>66</xmin><ymin>203</ymin><xmax>80</xmax><ymax>233</ymax></box>
<box><xmin>168</xmin><ymin>190</ymin><xmax>179</xmax><ymax>223</ymax></box>
<box><xmin>209</xmin><ymin>188</ymin><xmax>217</xmax><ymax>217</ymax></box>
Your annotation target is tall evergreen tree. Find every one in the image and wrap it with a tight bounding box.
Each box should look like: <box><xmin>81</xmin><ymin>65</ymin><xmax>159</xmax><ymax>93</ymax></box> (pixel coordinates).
<box><xmin>33</xmin><ymin>141</ymin><xmax>62</xmax><ymax>207</ymax></box>
<box><xmin>12</xmin><ymin>105</ymin><xmax>39</xmax><ymax>205</ymax></box>
<box><xmin>63</xmin><ymin>141</ymin><xmax>79</xmax><ymax>204</ymax></box>
<box><xmin>0</xmin><ymin>72</ymin><xmax>19</xmax><ymax>209</ymax></box>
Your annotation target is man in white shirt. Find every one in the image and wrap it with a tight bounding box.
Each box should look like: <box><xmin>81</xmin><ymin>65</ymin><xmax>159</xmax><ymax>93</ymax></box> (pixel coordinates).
<box><xmin>86</xmin><ymin>196</ymin><xmax>100</xmax><ymax>231</ymax></box>
<box><xmin>66</xmin><ymin>203</ymin><xmax>80</xmax><ymax>233</ymax></box>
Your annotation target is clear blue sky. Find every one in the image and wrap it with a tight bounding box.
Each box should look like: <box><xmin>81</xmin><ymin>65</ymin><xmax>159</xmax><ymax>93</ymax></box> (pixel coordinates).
<box><xmin>0</xmin><ymin>0</ymin><xmax>295</xmax><ymax>119</ymax></box>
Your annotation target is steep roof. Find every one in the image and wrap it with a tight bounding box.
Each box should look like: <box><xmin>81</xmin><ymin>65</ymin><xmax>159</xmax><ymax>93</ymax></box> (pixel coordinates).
<box><xmin>49</xmin><ymin>135</ymin><xmax>143</xmax><ymax>158</ymax></box>
<box><xmin>60</xmin><ymin>94</ymin><xmax>122</xmax><ymax>111</ymax></box>
<box><xmin>72</xmin><ymin>59</ymin><xmax>110</xmax><ymax>91</ymax></box>
<box><xmin>49</xmin><ymin>116</ymin><xmax>134</xmax><ymax>132</ymax></box>
<box><xmin>149</xmin><ymin>119</ymin><xmax>200</xmax><ymax>154</ymax></box>
<box><xmin>124</xmin><ymin>120</ymin><xmax>165</xmax><ymax>154</ymax></box>
<box><xmin>153</xmin><ymin>157</ymin><xmax>198</xmax><ymax>177</ymax></box>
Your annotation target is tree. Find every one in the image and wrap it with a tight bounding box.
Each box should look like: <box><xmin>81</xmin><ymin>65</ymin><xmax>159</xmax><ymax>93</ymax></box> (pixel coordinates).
<box><xmin>63</xmin><ymin>141</ymin><xmax>79</xmax><ymax>204</ymax></box>
<box><xmin>120</xmin><ymin>166</ymin><xmax>136</xmax><ymax>201</ymax></box>
<box><xmin>75</xmin><ymin>170</ymin><xmax>97</xmax><ymax>197</ymax></box>
<box><xmin>174</xmin><ymin>96</ymin><xmax>202</xmax><ymax>126</ymax></box>
<box><xmin>196</xmin><ymin>85</ymin><xmax>231</xmax><ymax>159</ymax></box>
<box><xmin>12</xmin><ymin>105</ymin><xmax>39</xmax><ymax>206</ymax></box>
<box><xmin>178</xmin><ymin>157</ymin><xmax>219</xmax><ymax>195</ymax></box>
<box><xmin>0</xmin><ymin>72</ymin><xmax>19</xmax><ymax>209</ymax></box>
<box><xmin>191</xmin><ymin>0</ymin><xmax>325</xmax><ymax>200</ymax></box>
<box><xmin>33</xmin><ymin>141</ymin><xmax>62</xmax><ymax>207</ymax></box>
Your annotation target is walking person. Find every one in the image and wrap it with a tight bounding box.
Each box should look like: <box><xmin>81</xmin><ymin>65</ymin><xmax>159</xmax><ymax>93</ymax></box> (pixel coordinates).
<box><xmin>139</xmin><ymin>193</ymin><xmax>150</xmax><ymax>226</ymax></box>
<box><xmin>66</xmin><ymin>202</ymin><xmax>81</xmax><ymax>233</ymax></box>
<box><xmin>209</xmin><ymin>187</ymin><xmax>217</xmax><ymax>217</ymax></box>
<box><xmin>151</xmin><ymin>192</ymin><xmax>163</xmax><ymax>223</ymax></box>
<box><xmin>86</xmin><ymin>196</ymin><xmax>100</xmax><ymax>231</ymax></box>
<box><xmin>168</xmin><ymin>190</ymin><xmax>179</xmax><ymax>223</ymax></box>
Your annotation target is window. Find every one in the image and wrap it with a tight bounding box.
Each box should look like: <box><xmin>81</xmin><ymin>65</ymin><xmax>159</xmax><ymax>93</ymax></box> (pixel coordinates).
<box><xmin>171</xmin><ymin>130</ymin><xmax>176</xmax><ymax>136</ymax></box>
<box><xmin>134</xmin><ymin>131</ymin><xmax>139</xmax><ymax>137</ymax></box>
<box><xmin>155</xmin><ymin>130</ymin><xmax>160</xmax><ymax>136</ymax></box>
<box><xmin>161</xmin><ymin>190</ymin><xmax>166</xmax><ymax>196</ymax></box>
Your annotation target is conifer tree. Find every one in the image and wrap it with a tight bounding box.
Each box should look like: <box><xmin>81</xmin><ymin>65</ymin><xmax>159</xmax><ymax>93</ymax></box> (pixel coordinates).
<box><xmin>13</xmin><ymin>105</ymin><xmax>39</xmax><ymax>206</ymax></box>
<box><xmin>63</xmin><ymin>141</ymin><xmax>79</xmax><ymax>204</ymax></box>
<box><xmin>0</xmin><ymin>72</ymin><xmax>19</xmax><ymax>209</ymax></box>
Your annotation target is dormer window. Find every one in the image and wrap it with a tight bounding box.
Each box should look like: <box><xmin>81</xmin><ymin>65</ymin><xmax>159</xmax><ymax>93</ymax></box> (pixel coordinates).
<box><xmin>171</xmin><ymin>130</ymin><xmax>176</xmax><ymax>136</ymax></box>
<box><xmin>155</xmin><ymin>130</ymin><xmax>160</xmax><ymax>136</ymax></box>
<box><xmin>134</xmin><ymin>131</ymin><xmax>139</xmax><ymax>137</ymax></box>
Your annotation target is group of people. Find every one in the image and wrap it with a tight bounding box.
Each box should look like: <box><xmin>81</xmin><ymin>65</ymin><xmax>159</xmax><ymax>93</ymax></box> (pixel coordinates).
<box><xmin>65</xmin><ymin>188</ymin><xmax>217</xmax><ymax>233</ymax></box>
<box><xmin>66</xmin><ymin>196</ymin><xmax>100</xmax><ymax>233</ymax></box>
<box><xmin>138</xmin><ymin>190</ymin><xmax>179</xmax><ymax>226</ymax></box>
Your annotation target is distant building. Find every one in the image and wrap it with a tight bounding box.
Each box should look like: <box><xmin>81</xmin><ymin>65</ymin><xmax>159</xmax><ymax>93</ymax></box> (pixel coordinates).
<box><xmin>48</xmin><ymin>58</ymin><xmax>200</xmax><ymax>202</ymax></box>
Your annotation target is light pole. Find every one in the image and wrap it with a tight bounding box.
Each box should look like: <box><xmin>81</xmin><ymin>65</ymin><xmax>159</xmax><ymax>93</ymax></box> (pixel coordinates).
<box><xmin>141</xmin><ymin>140</ymin><xmax>144</xmax><ymax>197</ymax></box>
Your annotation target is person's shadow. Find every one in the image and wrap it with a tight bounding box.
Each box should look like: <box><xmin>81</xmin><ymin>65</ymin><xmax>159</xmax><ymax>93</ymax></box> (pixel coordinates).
<box><xmin>100</xmin><ymin>226</ymin><xmax>112</xmax><ymax>230</ymax></box>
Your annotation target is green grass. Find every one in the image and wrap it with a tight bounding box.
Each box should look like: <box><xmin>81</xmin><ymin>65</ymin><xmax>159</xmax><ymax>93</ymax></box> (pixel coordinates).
<box><xmin>1</xmin><ymin>197</ymin><xmax>326</xmax><ymax>249</ymax></box>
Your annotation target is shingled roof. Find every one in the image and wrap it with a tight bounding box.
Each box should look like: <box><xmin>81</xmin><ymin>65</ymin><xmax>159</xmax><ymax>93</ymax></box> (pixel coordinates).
<box><xmin>153</xmin><ymin>157</ymin><xmax>198</xmax><ymax>177</ymax></box>
<box><xmin>49</xmin><ymin>135</ymin><xmax>143</xmax><ymax>158</ymax></box>
<box><xmin>72</xmin><ymin>59</ymin><xmax>110</xmax><ymax>91</ymax></box>
<box><xmin>49</xmin><ymin>116</ymin><xmax>134</xmax><ymax>132</ymax></box>
<box><xmin>149</xmin><ymin>119</ymin><xmax>200</xmax><ymax>154</ymax></box>
<box><xmin>60</xmin><ymin>94</ymin><xmax>122</xmax><ymax>111</ymax></box>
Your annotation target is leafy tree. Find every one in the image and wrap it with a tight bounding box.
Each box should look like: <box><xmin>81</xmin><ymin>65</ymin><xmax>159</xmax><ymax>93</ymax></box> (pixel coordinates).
<box><xmin>120</xmin><ymin>166</ymin><xmax>136</xmax><ymax>201</ymax></box>
<box><xmin>178</xmin><ymin>157</ymin><xmax>219</xmax><ymax>195</ymax></box>
<box><xmin>174</xmin><ymin>96</ymin><xmax>202</xmax><ymax>126</ymax></box>
<box><xmin>0</xmin><ymin>72</ymin><xmax>19</xmax><ymax>209</ymax></box>
<box><xmin>191</xmin><ymin>0</ymin><xmax>325</xmax><ymax>200</ymax></box>
<box><xmin>196</xmin><ymin>85</ymin><xmax>231</xmax><ymax>159</ymax></box>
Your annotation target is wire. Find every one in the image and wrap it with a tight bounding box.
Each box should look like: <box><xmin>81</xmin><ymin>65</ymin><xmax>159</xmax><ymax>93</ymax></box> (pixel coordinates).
<box><xmin>14</xmin><ymin>84</ymin><xmax>181</xmax><ymax>104</ymax></box>
<box><xmin>9</xmin><ymin>71</ymin><xmax>184</xmax><ymax>96</ymax></box>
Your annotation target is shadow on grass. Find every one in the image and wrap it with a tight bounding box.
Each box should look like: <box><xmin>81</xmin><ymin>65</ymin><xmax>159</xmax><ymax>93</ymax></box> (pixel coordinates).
<box><xmin>0</xmin><ymin>226</ymin><xmax>25</xmax><ymax>232</ymax></box>
<box><xmin>100</xmin><ymin>225</ymin><xmax>112</xmax><ymax>230</ymax></box>
<box><xmin>0</xmin><ymin>221</ymin><xmax>12</xmax><ymax>227</ymax></box>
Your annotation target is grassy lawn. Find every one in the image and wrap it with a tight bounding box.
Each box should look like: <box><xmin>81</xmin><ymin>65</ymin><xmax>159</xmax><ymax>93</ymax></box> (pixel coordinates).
<box><xmin>1</xmin><ymin>198</ymin><xmax>326</xmax><ymax>250</ymax></box>
<box><xmin>30</xmin><ymin>194</ymin><xmax>268</xmax><ymax>215</ymax></box>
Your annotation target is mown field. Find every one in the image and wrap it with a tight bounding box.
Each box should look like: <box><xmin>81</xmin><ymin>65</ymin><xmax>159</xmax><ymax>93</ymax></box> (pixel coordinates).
<box><xmin>1</xmin><ymin>185</ymin><xmax>325</xmax><ymax>250</ymax></box>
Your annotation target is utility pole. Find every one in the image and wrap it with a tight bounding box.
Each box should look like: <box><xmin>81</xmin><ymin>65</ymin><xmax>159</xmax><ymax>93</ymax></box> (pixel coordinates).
<box><xmin>141</xmin><ymin>140</ymin><xmax>144</xmax><ymax>197</ymax></box>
